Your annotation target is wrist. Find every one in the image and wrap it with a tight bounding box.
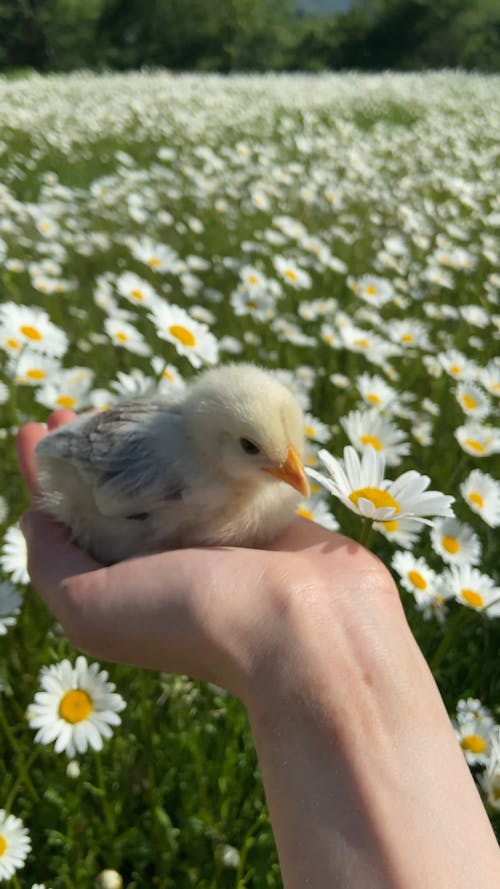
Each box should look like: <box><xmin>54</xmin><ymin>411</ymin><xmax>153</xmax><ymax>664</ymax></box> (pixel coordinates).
<box><xmin>243</xmin><ymin>549</ymin><xmax>500</xmax><ymax>889</ymax></box>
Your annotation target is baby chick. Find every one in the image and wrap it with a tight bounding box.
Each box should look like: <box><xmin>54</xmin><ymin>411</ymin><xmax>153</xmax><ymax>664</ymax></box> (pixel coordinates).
<box><xmin>35</xmin><ymin>363</ymin><xmax>310</xmax><ymax>564</ymax></box>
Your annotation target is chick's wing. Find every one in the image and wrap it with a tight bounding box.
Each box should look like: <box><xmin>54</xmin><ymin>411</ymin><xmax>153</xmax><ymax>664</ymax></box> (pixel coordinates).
<box><xmin>36</xmin><ymin>401</ymin><xmax>187</xmax><ymax>518</ymax></box>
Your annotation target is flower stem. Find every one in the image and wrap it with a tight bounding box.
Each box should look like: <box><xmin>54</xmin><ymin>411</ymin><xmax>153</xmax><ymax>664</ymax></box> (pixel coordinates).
<box><xmin>4</xmin><ymin>747</ymin><xmax>40</xmax><ymax>813</ymax></box>
<box><xmin>94</xmin><ymin>752</ymin><xmax>115</xmax><ymax>833</ymax></box>
<box><xmin>429</xmin><ymin>606</ymin><xmax>474</xmax><ymax>674</ymax></box>
<box><xmin>359</xmin><ymin>518</ymin><xmax>374</xmax><ymax>549</ymax></box>
<box><xmin>0</xmin><ymin>705</ymin><xmax>39</xmax><ymax>806</ymax></box>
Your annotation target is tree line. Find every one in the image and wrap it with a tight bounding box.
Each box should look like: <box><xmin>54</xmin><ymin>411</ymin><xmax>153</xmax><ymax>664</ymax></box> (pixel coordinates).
<box><xmin>0</xmin><ymin>0</ymin><xmax>498</xmax><ymax>73</ymax></box>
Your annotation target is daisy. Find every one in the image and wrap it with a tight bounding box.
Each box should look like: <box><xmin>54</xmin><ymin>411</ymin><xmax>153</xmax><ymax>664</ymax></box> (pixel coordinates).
<box><xmin>459</xmin><ymin>305</ymin><xmax>490</xmax><ymax>328</ymax></box>
<box><xmin>440</xmin><ymin>564</ymin><xmax>500</xmax><ymax>617</ymax></box>
<box><xmin>27</xmin><ymin>656</ymin><xmax>126</xmax><ymax>757</ymax></box>
<box><xmin>478</xmin><ymin>360</ymin><xmax>500</xmax><ymax>398</ymax></box>
<box><xmin>453</xmin><ymin>700</ymin><xmax>496</xmax><ymax>768</ymax></box>
<box><xmin>460</xmin><ymin>470</ymin><xmax>500</xmax><ymax>527</ymax></box>
<box><xmin>0</xmin><ymin>580</ymin><xmax>23</xmax><ymax>635</ymax></box>
<box><xmin>454</xmin><ymin>382</ymin><xmax>490</xmax><ymax>420</ymax></box>
<box><xmin>0</xmin><ymin>302</ymin><xmax>68</xmax><ymax>358</ymax></box>
<box><xmin>341</xmin><ymin>407</ymin><xmax>410</xmax><ymax>467</ymax></box>
<box><xmin>151</xmin><ymin>358</ymin><xmax>186</xmax><ymax>395</ymax></box>
<box><xmin>455</xmin><ymin>422</ymin><xmax>500</xmax><ymax>457</ymax></box>
<box><xmin>356</xmin><ymin>372</ymin><xmax>399</xmax><ymax>411</ymax></box>
<box><xmin>111</xmin><ymin>369</ymin><xmax>157</xmax><ymax>399</ymax></box>
<box><xmin>431</xmin><ymin>517</ymin><xmax>481</xmax><ymax>566</ymax></box>
<box><xmin>148</xmin><ymin>303</ymin><xmax>218</xmax><ymax>368</ymax></box>
<box><xmin>0</xmin><ymin>525</ymin><xmax>29</xmax><ymax>585</ymax></box>
<box><xmin>456</xmin><ymin>697</ymin><xmax>495</xmax><ymax>728</ymax></box>
<box><xmin>130</xmin><ymin>236</ymin><xmax>178</xmax><ymax>273</ymax></box>
<box><xmin>373</xmin><ymin>515</ymin><xmax>424</xmax><ymax>549</ymax></box>
<box><xmin>412</xmin><ymin>418</ymin><xmax>433</xmax><ymax>447</ymax></box>
<box><xmin>12</xmin><ymin>350</ymin><xmax>60</xmax><ymax>386</ymax></box>
<box><xmin>303</xmin><ymin>413</ymin><xmax>331</xmax><ymax>444</ymax></box>
<box><xmin>391</xmin><ymin>552</ymin><xmax>449</xmax><ymax>623</ymax></box>
<box><xmin>339</xmin><ymin>324</ymin><xmax>400</xmax><ymax>364</ymax></box>
<box><xmin>116</xmin><ymin>271</ymin><xmax>159</xmax><ymax>309</ymax></box>
<box><xmin>386</xmin><ymin>319</ymin><xmax>432</xmax><ymax>350</ymax></box>
<box><xmin>35</xmin><ymin>365</ymin><xmax>95</xmax><ymax>412</ymax></box>
<box><xmin>295</xmin><ymin>496</ymin><xmax>339</xmax><ymax>531</ymax></box>
<box><xmin>273</xmin><ymin>256</ymin><xmax>311</xmax><ymax>289</ymax></box>
<box><xmin>307</xmin><ymin>446</ymin><xmax>454</xmax><ymax>524</ymax></box>
<box><xmin>438</xmin><ymin>349</ymin><xmax>478</xmax><ymax>382</ymax></box>
<box><xmin>0</xmin><ymin>810</ymin><xmax>31</xmax><ymax>880</ymax></box>
<box><xmin>104</xmin><ymin>318</ymin><xmax>151</xmax><ymax>356</ymax></box>
<box><xmin>230</xmin><ymin>288</ymin><xmax>276</xmax><ymax>322</ymax></box>
<box><xmin>350</xmin><ymin>274</ymin><xmax>394</xmax><ymax>308</ymax></box>
<box><xmin>481</xmin><ymin>767</ymin><xmax>500</xmax><ymax>811</ymax></box>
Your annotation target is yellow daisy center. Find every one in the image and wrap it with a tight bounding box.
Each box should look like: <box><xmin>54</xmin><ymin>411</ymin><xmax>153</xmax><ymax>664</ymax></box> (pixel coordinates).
<box><xmin>464</xmin><ymin>438</ymin><xmax>486</xmax><ymax>454</ymax></box>
<box><xmin>305</xmin><ymin>425</ymin><xmax>316</xmax><ymax>438</ymax></box>
<box><xmin>27</xmin><ymin>368</ymin><xmax>46</xmax><ymax>380</ymax></box>
<box><xmin>130</xmin><ymin>289</ymin><xmax>144</xmax><ymax>301</ymax></box>
<box><xmin>401</xmin><ymin>333</ymin><xmax>414</xmax><ymax>343</ymax></box>
<box><xmin>460</xmin><ymin>734</ymin><xmax>486</xmax><ymax>754</ymax></box>
<box><xmin>59</xmin><ymin>689</ymin><xmax>93</xmax><ymax>724</ymax></box>
<box><xmin>349</xmin><ymin>486</ymin><xmax>399</xmax><ymax>512</ymax></box>
<box><xmin>310</xmin><ymin>483</ymin><xmax>321</xmax><ymax>494</ymax></box>
<box><xmin>39</xmin><ymin>221</ymin><xmax>52</xmax><ymax>233</ymax></box>
<box><xmin>284</xmin><ymin>268</ymin><xmax>298</xmax><ymax>283</ymax></box>
<box><xmin>461</xmin><ymin>588</ymin><xmax>484</xmax><ymax>609</ymax></box>
<box><xmin>442</xmin><ymin>535</ymin><xmax>460</xmax><ymax>554</ymax></box>
<box><xmin>247</xmin><ymin>274</ymin><xmax>259</xmax><ymax>286</ymax></box>
<box><xmin>0</xmin><ymin>835</ymin><xmax>6</xmax><ymax>856</ymax></box>
<box><xmin>162</xmin><ymin>369</ymin><xmax>174</xmax><ymax>381</ymax></box>
<box><xmin>449</xmin><ymin>363</ymin><xmax>462</xmax><ymax>376</ymax></box>
<box><xmin>468</xmin><ymin>491</ymin><xmax>484</xmax><ymax>509</ymax></box>
<box><xmin>296</xmin><ymin>506</ymin><xmax>313</xmax><ymax>520</ymax></box>
<box><xmin>360</xmin><ymin>434</ymin><xmax>383</xmax><ymax>451</ymax></box>
<box><xmin>115</xmin><ymin>331</ymin><xmax>129</xmax><ymax>343</ymax></box>
<box><xmin>383</xmin><ymin>520</ymin><xmax>399</xmax><ymax>532</ymax></box>
<box><xmin>408</xmin><ymin>570</ymin><xmax>427</xmax><ymax>590</ymax></box>
<box><xmin>354</xmin><ymin>338</ymin><xmax>369</xmax><ymax>349</ymax></box>
<box><xmin>367</xmin><ymin>393</ymin><xmax>381</xmax><ymax>405</ymax></box>
<box><xmin>56</xmin><ymin>395</ymin><xmax>77</xmax><ymax>409</ymax></box>
<box><xmin>20</xmin><ymin>324</ymin><xmax>42</xmax><ymax>341</ymax></box>
<box><xmin>7</xmin><ymin>337</ymin><xmax>21</xmax><ymax>350</ymax></box>
<box><xmin>461</xmin><ymin>394</ymin><xmax>477</xmax><ymax>410</ymax></box>
<box><xmin>148</xmin><ymin>257</ymin><xmax>162</xmax><ymax>268</ymax></box>
<box><xmin>169</xmin><ymin>324</ymin><xmax>196</xmax><ymax>347</ymax></box>
<box><xmin>365</xmin><ymin>285</ymin><xmax>377</xmax><ymax>296</ymax></box>
<box><xmin>246</xmin><ymin>300</ymin><xmax>257</xmax><ymax>309</ymax></box>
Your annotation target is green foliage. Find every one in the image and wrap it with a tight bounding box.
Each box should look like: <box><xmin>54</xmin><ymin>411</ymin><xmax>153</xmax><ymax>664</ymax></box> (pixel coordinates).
<box><xmin>0</xmin><ymin>0</ymin><xmax>498</xmax><ymax>72</ymax></box>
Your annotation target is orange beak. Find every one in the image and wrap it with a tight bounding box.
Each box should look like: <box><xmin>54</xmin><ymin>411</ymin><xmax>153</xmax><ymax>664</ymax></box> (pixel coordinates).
<box><xmin>262</xmin><ymin>445</ymin><xmax>310</xmax><ymax>498</ymax></box>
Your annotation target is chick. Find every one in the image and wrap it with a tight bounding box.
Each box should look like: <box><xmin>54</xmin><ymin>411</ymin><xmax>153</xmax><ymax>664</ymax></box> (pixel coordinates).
<box><xmin>35</xmin><ymin>363</ymin><xmax>310</xmax><ymax>564</ymax></box>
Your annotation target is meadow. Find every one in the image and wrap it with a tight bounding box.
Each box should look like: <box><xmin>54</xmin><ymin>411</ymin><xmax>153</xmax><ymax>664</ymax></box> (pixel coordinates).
<box><xmin>0</xmin><ymin>69</ymin><xmax>499</xmax><ymax>887</ymax></box>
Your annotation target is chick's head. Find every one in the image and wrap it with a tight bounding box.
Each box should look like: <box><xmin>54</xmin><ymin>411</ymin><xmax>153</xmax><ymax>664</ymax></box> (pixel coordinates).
<box><xmin>183</xmin><ymin>363</ymin><xmax>310</xmax><ymax>497</ymax></box>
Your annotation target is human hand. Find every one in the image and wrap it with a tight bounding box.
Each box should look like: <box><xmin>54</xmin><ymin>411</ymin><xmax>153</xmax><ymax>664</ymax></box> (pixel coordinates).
<box><xmin>17</xmin><ymin>412</ymin><xmax>500</xmax><ymax>889</ymax></box>
<box><xmin>16</xmin><ymin>410</ymin><xmax>397</xmax><ymax>705</ymax></box>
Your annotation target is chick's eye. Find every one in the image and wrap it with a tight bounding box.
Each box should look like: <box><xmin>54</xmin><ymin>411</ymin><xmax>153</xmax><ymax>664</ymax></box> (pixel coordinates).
<box><xmin>240</xmin><ymin>437</ymin><xmax>260</xmax><ymax>455</ymax></box>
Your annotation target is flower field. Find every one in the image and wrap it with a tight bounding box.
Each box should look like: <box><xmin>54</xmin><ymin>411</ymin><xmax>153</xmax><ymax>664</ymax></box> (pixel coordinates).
<box><xmin>0</xmin><ymin>69</ymin><xmax>499</xmax><ymax>886</ymax></box>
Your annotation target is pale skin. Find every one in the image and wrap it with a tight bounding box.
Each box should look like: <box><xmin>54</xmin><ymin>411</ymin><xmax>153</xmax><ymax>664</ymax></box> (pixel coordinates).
<box><xmin>17</xmin><ymin>411</ymin><xmax>500</xmax><ymax>888</ymax></box>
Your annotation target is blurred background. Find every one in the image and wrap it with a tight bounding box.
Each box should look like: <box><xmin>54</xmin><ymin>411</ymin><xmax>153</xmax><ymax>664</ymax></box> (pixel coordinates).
<box><xmin>0</xmin><ymin>0</ymin><xmax>499</xmax><ymax>75</ymax></box>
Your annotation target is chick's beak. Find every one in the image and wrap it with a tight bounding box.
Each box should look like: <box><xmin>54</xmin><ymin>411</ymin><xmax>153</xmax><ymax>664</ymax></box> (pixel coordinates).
<box><xmin>263</xmin><ymin>445</ymin><xmax>310</xmax><ymax>498</ymax></box>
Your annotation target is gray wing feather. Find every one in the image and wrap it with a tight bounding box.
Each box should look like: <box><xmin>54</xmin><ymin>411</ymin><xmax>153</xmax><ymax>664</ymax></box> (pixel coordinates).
<box><xmin>36</xmin><ymin>401</ymin><xmax>188</xmax><ymax>518</ymax></box>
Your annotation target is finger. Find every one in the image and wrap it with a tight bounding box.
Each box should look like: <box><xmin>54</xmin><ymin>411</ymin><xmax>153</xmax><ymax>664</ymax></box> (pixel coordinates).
<box><xmin>20</xmin><ymin>509</ymin><xmax>101</xmax><ymax>610</ymax></box>
<box><xmin>15</xmin><ymin>423</ymin><xmax>47</xmax><ymax>499</ymax></box>
<box><xmin>47</xmin><ymin>409</ymin><xmax>77</xmax><ymax>430</ymax></box>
